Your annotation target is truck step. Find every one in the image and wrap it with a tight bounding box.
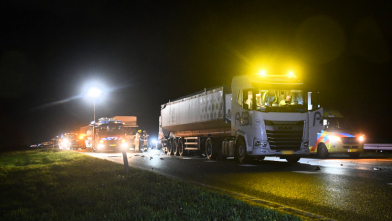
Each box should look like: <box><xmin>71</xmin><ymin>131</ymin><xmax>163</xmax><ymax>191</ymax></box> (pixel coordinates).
<box><xmin>184</xmin><ymin>137</ymin><xmax>198</xmax><ymax>140</ymax></box>
<box><xmin>184</xmin><ymin>142</ymin><xmax>198</xmax><ymax>145</ymax></box>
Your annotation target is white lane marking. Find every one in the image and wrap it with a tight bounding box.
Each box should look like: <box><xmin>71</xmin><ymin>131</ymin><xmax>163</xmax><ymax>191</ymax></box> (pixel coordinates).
<box><xmin>239</xmin><ymin>164</ymin><xmax>257</xmax><ymax>167</ymax></box>
<box><xmin>181</xmin><ymin>157</ymin><xmax>193</xmax><ymax>159</ymax></box>
<box><xmin>292</xmin><ymin>171</ymin><xmax>319</xmax><ymax>174</ymax></box>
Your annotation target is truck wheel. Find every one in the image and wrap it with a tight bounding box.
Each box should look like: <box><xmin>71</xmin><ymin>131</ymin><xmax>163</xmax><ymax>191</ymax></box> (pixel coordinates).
<box><xmin>173</xmin><ymin>139</ymin><xmax>179</xmax><ymax>156</ymax></box>
<box><xmin>178</xmin><ymin>139</ymin><xmax>185</xmax><ymax>156</ymax></box>
<box><xmin>286</xmin><ymin>156</ymin><xmax>300</xmax><ymax>163</ymax></box>
<box><xmin>236</xmin><ymin>139</ymin><xmax>249</xmax><ymax>163</ymax></box>
<box><xmin>167</xmin><ymin>139</ymin><xmax>173</xmax><ymax>155</ymax></box>
<box><xmin>348</xmin><ymin>152</ymin><xmax>360</xmax><ymax>158</ymax></box>
<box><xmin>317</xmin><ymin>143</ymin><xmax>328</xmax><ymax>158</ymax></box>
<box><xmin>205</xmin><ymin>138</ymin><xmax>217</xmax><ymax>160</ymax></box>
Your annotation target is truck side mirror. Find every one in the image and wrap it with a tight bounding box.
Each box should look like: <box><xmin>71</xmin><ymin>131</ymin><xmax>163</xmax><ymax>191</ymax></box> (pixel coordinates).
<box><xmin>312</xmin><ymin>92</ymin><xmax>321</xmax><ymax>109</ymax></box>
<box><xmin>241</xmin><ymin>112</ymin><xmax>250</xmax><ymax>126</ymax></box>
<box><xmin>307</xmin><ymin>92</ymin><xmax>312</xmax><ymax>110</ymax></box>
<box><xmin>243</xmin><ymin>103</ymin><xmax>249</xmax><ymax>110</ymax></box>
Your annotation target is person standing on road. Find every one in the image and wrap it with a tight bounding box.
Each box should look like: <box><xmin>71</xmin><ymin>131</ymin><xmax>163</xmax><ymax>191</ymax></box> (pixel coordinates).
<box><xmin>142</xmin><ymin>130</ymin><xmax>149</xmax><ymax>147</ymax></box>
<box><xmin>135</xmin><ymin>130</ymin><xmax>142</xmax><ymax>151</ymax></box>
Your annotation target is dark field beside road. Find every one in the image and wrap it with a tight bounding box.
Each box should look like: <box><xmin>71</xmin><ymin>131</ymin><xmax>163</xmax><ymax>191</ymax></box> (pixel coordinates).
<box><xmin>0</xmin><ymin>149</ymin><xmax>301</xmax><ymax>221</ymax></box>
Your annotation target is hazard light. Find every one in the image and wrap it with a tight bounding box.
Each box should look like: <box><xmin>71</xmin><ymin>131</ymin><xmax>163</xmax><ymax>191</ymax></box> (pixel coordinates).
<box><xmin>288</xmin><ymin>71</ymin><xmax>296</xmax><ymax>78</ymax></box>
<box><xmin>258</xmin><ymin>70</ymin><xmax>267</xmax><ymax>77</ymax></box>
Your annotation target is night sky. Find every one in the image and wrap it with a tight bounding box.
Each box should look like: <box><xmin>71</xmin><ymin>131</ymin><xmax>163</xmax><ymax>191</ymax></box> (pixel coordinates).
<box><xmin>1</xmin><ymin>1</ymin><xmax>391</xmax><ymax>146</ymax></box>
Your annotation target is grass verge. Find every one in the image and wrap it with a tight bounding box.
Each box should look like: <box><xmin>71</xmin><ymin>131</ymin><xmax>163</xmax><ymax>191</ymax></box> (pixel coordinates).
<box><xmin>0</xmin><ymin>149</ymin><xmax>302</xmax><ymax>220</ymax></box>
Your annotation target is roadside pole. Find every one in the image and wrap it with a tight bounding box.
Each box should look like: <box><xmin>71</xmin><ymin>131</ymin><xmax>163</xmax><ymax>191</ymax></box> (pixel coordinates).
<box><xmin>122</xmin><ymin>151</ymin><xmax>129</xmax><ymax>174</ymax></box>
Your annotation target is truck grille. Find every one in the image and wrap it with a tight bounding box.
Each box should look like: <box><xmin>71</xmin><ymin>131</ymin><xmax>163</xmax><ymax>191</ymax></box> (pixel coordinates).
<box><xmin>341</xmin><ymin>137</ymin><xmax>358</xmax><ymax>144</ymax></box>
<box><xmin>265</xmin><ymin>121</ymin><xmax>304</xmax><ymax>150</ymax></box>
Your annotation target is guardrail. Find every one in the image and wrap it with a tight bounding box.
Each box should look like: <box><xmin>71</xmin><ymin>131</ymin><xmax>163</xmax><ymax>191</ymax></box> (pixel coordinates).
<box><xmin>364</xmin><ymin>143</ymin><xmax>392</xmax><ymax>150</ymax></box>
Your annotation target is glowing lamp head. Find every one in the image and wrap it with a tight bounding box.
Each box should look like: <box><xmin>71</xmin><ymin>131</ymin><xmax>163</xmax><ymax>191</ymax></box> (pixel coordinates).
<box><xmin>62</xmin><ymin>138</ymin><xmax>69</xmax><ymax>144</ymax></box>
<box><xmin>121</xmin><ymin>142</ymin><xmax>128</xmax><ymax>148</ymax></box>
<box><xmin>258</xmin><ymin>70</ymin><xmax>267</xmax><ymax>77</ymax></box>
<box><xmin>329</xmin><ymin>136</ymin><xmax>341</xmax><ymax>142</ymax></box>
<box><xmin>288</xmin><ymin>71</ymin><xmax>296</xmax><ymax>78</ymax></box>
<box><xmin>87</xmin><ymin>87</ymin><xmax>102</xmax><ymax>98</ymax></box>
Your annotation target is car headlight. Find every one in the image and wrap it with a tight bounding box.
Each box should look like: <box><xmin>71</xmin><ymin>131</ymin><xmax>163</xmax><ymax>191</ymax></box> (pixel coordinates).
<box><xmin>121</xmin><ymin>143</ymin><xmax>128</xmax><ymax>148</ymax></box>
<box><xmin>329</xmin><ymin>136</ymin><xmax>341</xmax><ymax>142</ymax></box>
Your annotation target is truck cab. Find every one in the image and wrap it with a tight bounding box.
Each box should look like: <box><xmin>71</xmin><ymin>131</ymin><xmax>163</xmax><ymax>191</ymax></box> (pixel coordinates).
<box><xmin>230</xmin><ymin>74</ymin><xmax>323</xmax><ymax>162</ymax></box>
<box><xmin>309</xmin><ymin>109</ymin><xmax>365</xmax><ymax>158</ymax></box>
<box><xmin>93</xmin><ymin>118</ymin><xmax>129</xmax><ymax>153</ymax></box>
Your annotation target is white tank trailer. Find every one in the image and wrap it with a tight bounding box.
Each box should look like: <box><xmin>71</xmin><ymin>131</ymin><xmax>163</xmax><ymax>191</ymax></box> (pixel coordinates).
<box><xmin>159</xmin><ymin>74</ymin><xmax>323</xmax><ymax>163</ymax></box>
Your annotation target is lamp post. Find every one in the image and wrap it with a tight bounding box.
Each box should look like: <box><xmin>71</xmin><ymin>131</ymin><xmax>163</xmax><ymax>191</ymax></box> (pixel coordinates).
<box><xmin>87</xmin><ymin>87</ymin><xmax>102</xmax><ymax>151</ymax></box>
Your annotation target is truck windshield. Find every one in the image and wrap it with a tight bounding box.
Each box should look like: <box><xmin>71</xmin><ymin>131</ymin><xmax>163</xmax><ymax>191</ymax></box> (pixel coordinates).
<box><xmin>253</xmin><ymin>89</ymin><xmax>305</xmax><ymax>112</ymax></box>
<box><xmin>324</xmin><ymin>118</ymin><xmax>351</xmax><ymax>130</ymax></box>
<box><xmin>98</xmin><ymin>124</ymin><xmax>124</xmax><ymax>136</ymax></box>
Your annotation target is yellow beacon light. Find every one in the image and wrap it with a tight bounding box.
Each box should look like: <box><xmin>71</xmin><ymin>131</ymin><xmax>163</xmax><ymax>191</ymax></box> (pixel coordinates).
<box><xmin>258</xmin><ymin>70</ymin><xmax>267</xmax><ymax>77</ymax></box>
<box><xmin>288</xmin><ymin>71</ymin><xmax>296</xmax><ymax>78</ymax></box>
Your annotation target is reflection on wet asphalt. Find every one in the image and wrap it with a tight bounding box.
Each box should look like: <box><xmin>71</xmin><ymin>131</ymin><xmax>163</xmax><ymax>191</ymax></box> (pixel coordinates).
<box><xmin>80</xmin><ymin>149</ymin><xmax>392</xmax><ymax>221</ymax></box>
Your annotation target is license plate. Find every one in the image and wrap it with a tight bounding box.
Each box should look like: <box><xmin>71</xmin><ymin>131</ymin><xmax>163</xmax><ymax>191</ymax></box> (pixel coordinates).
<box><xmin>348</xmin><ymin>149</ymin><xmax>357</xmax><ymax>152</ymax></box>
<box><xmin>281</xmin><ymin>150</ymin><xmax>294</xmax><ymax>155</ymax></box>
<box><xmin>110</xmin><ymin>144</ymin><xmax>116</xmax><ymax>147</ymax></box>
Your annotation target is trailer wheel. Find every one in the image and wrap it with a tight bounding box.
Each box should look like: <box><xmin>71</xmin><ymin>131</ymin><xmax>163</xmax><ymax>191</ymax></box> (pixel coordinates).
<box><xmin>167</xmin><ymin>139</ymin><xmax>173</xmax><ymax>155</ymax></box>
<box><xmin>178</xmin><ymin>139</ymin><xmax>185</xmax><ymax>156</ymax></box>
<box><xmin>173</xmin><ymin>139</ymin><xmax>179</xmax><ymax>156</ymax></box>
<box><xmin>317</xmin><ymin>143</ymin><xmax>329</xmax><ymax>158</ymax></box>
<box><xmin>236</xmin><ymin>139</ymin><xmax>249</xmax><ymax>163</ymax></box>
<box><xmin>205</xmin><ymin>138</ymin><xmax>217</xmax><ymax>160</ymax></box>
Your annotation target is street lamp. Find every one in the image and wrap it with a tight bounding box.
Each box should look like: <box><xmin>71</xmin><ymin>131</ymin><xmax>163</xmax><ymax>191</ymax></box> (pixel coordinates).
<box><xmin>87</xmin><ymin>87</ymin><xmax>102</xmax><ymax>151</ymax></box>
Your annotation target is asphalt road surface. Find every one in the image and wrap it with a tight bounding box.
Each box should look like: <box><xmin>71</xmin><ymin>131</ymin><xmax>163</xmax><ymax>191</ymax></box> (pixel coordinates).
<box><xmin>77</xmin><ymin>149</ymin><xmax>392</xmax><ymax>221</ymax></box>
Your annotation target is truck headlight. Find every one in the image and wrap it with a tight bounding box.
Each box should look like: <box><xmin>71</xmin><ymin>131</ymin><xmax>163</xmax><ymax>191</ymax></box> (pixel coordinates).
<box><xmin>121</xmin><ymin>143</ymin><xmax>128</xmax><ymax>148</ymax></box>
<box><xmin>329</xmin><ymin>136</ymin><xmax>340</xmax><ymax>142</ymax></box>
<box><xmin>63</xmin><ymin>138</ymin><xmax>69</xmax><ymax>144</ymax></box>
<box><xmin>358</xmin><ymin>135</ymin><xmax>365</xmax><ymax>142</ymax></box>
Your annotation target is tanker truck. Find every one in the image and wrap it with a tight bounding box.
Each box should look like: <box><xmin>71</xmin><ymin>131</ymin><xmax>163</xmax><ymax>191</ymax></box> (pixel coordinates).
<box><xmin>158</xmin><ymin>73</ymin><xmax>323</xmax><ymax>163</ymax></box>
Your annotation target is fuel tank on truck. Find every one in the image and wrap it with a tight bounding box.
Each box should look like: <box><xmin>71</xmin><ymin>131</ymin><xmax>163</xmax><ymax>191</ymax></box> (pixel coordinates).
<box><xmin>161</xmin><ymin>86</ymin><xmax>232</xmax><ymax>137</ymax></box>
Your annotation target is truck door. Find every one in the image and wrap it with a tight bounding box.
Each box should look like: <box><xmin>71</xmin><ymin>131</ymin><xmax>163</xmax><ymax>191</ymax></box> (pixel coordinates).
<box><xmin>308</xmin><ymin>108</ymin><xmax>323</xmax><ymax>147</ymax></box>
<box><xmin>240</xmin><ymin>90</ymin><xmax>255</xmax><ymax>149</ymax></box>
